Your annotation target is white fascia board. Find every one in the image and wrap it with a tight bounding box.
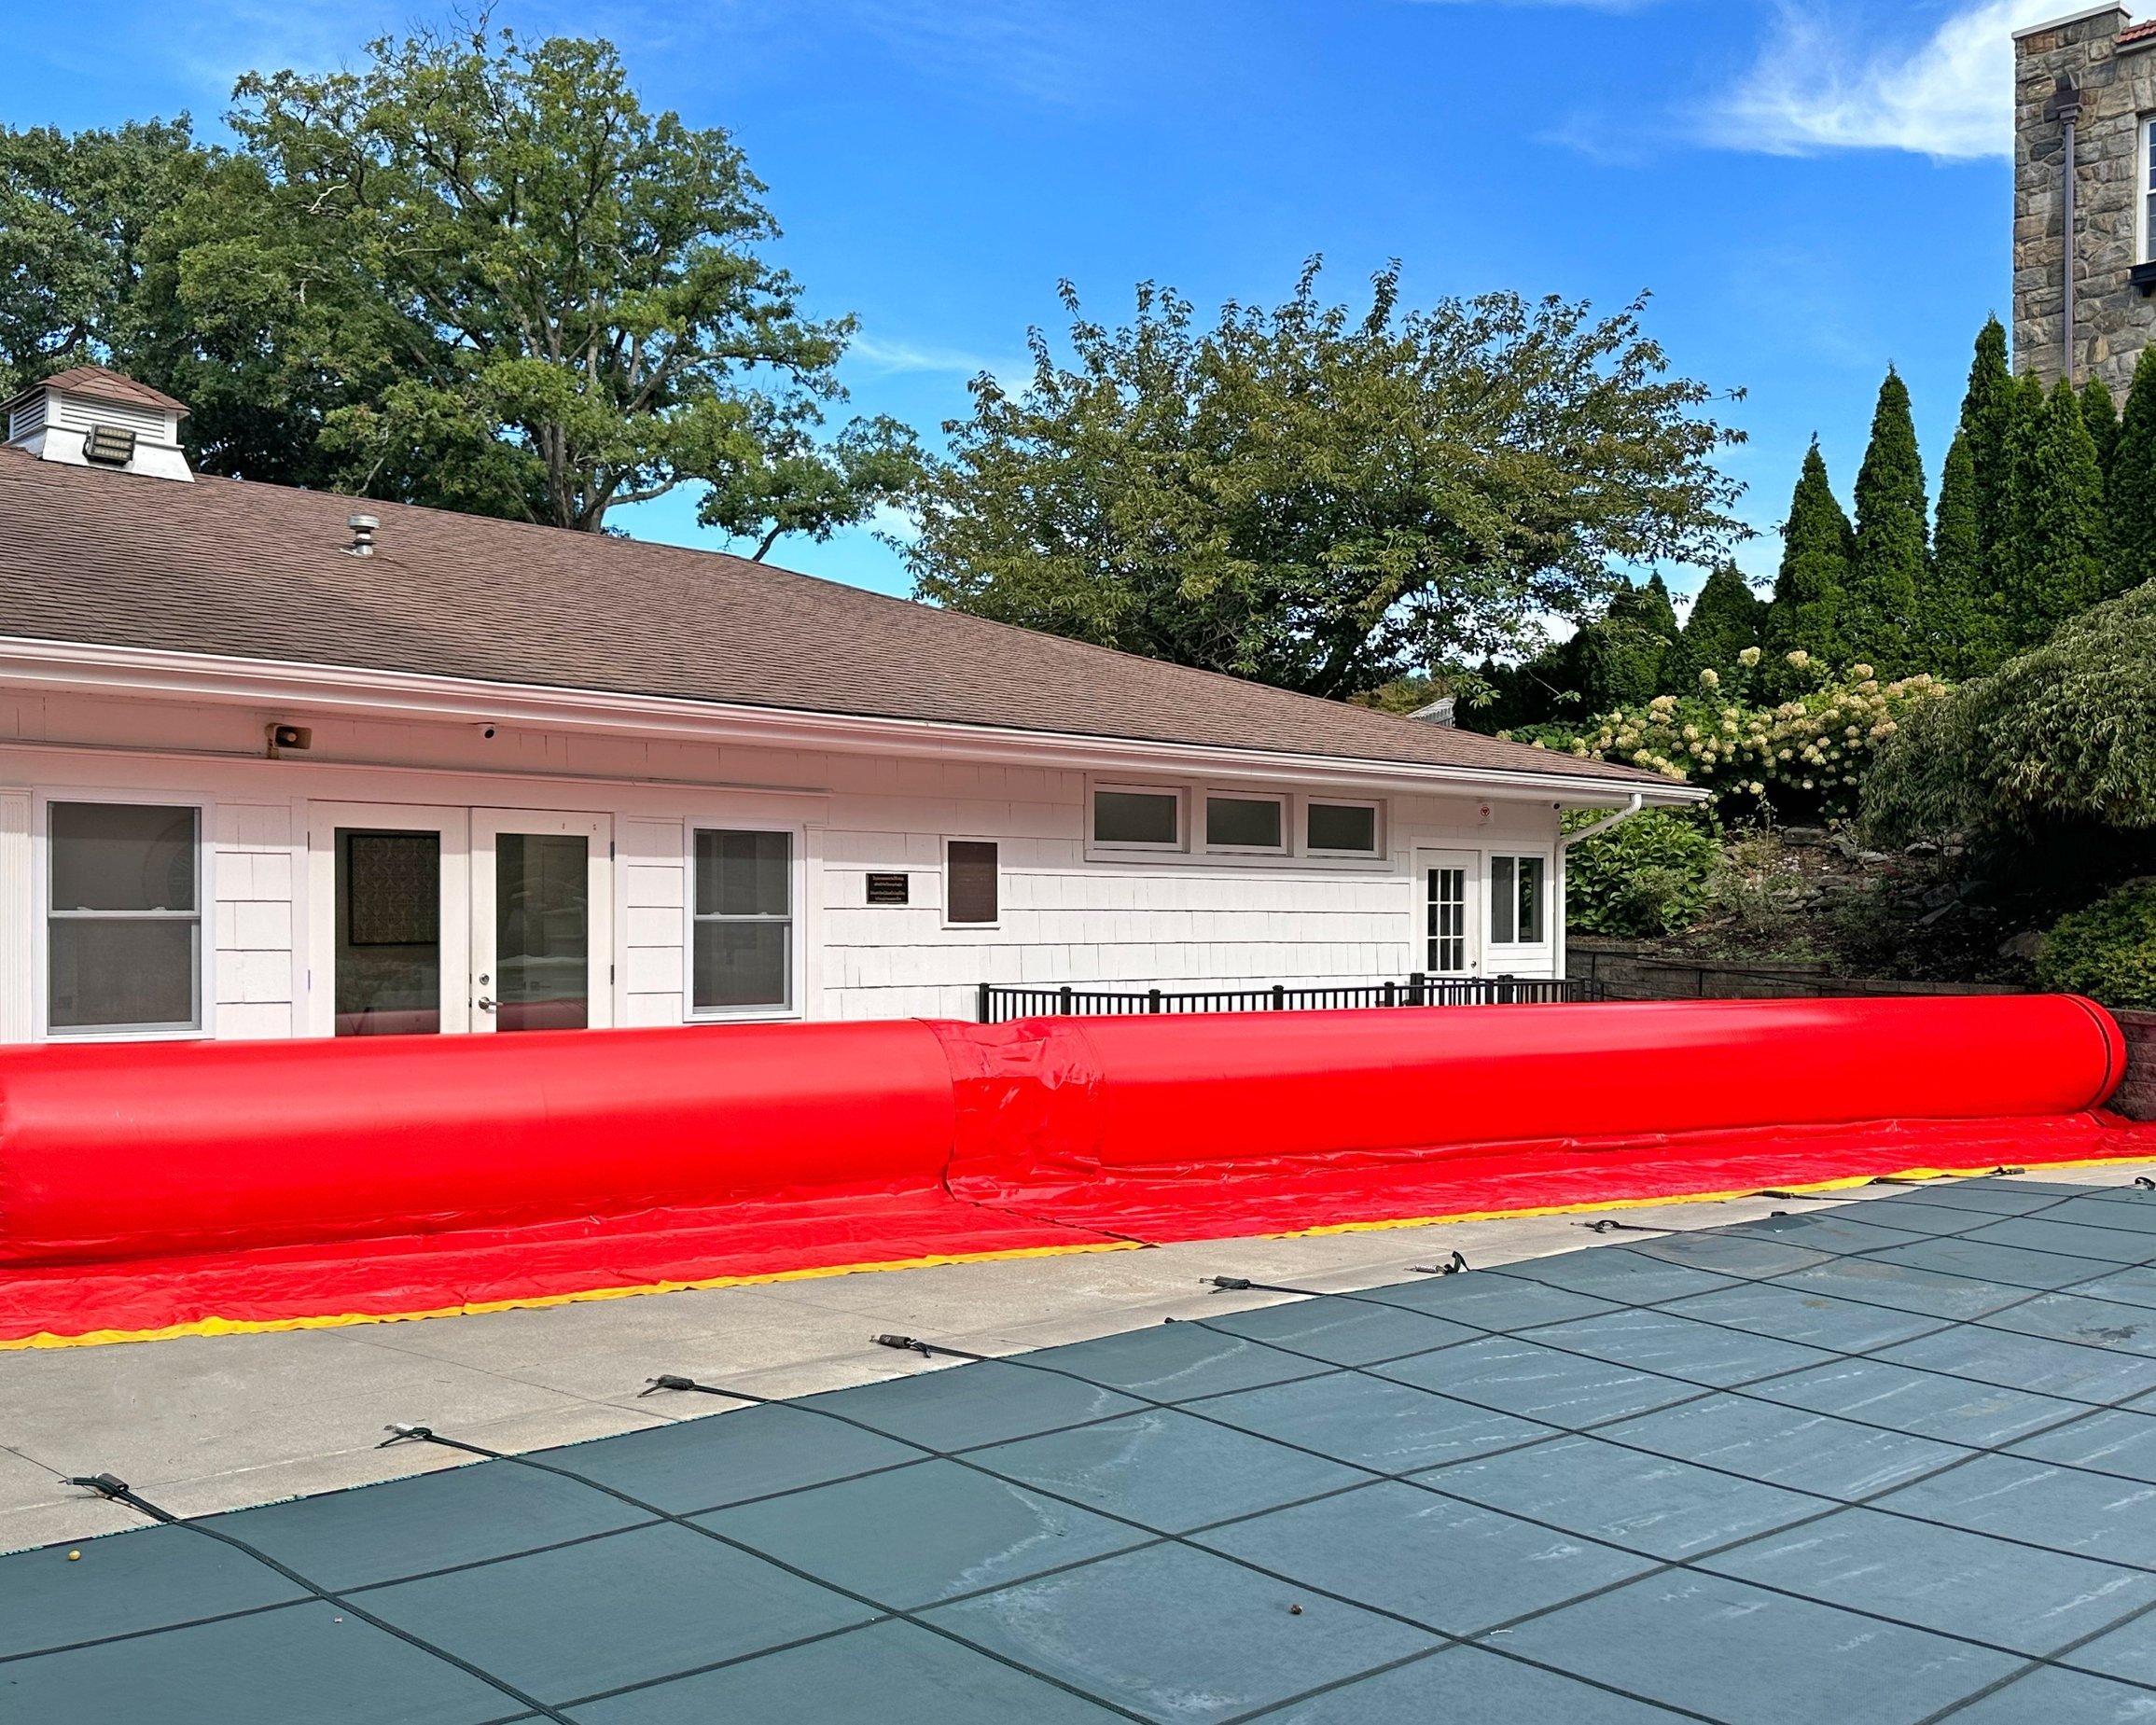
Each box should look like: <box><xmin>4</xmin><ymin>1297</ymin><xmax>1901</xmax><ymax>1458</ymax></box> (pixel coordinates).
<box><xmin>0</xmin><ymin>634</ymin><xmax>1703</xmax><ymax>807</ymax></box>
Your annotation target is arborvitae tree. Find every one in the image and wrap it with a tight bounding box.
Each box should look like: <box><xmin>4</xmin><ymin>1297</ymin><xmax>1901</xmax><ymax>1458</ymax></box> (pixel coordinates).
<box><xmin>2111</xmin><ymin>343</ymin><xmax>2156</xmax><ymax>594</ymax></box>
<box><xmin>1562</xmin><ymin>573</ymin><xmax>1681</xmax><ymax>710</ymax></box>
<box><xmin>1846</xmin><ymin>367</ymin><xmax>1927</xmax><ymax>675</ymax></box>
<box><xmin>2082</xmin><ymin>375</ymin><xmax>2121</xmax><ymax>481</ymax></box>
<box><xmin>1962</xmin><ymin>317</ymin><xmax>2017</xmax><ymax>574</ymax></box>
<box><xmin>2002</xmin><ymin>378</ymin><xmax>2107</xmax><ymax>647</ymax></box>
<box><xmin>1762</xmin><ymin>439</ymin><xmax>1853</xmax><ymax>681</ymax></box>
<box><xmin>1925</xmin><ymin>433</ymin><xmax>1998</xmax><ymax>676</ymax></box>
<box><xmin>1672</xmin><ymin>561</ymin><xmax>1766</xmax><ymax>682</ymax></box>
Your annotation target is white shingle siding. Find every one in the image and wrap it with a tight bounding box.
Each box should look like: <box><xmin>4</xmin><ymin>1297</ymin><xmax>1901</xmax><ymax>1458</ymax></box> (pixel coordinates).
<box><xmin>0</xmin><ymin>693</ymin><xmax>1579</xmax><ymax>1041</ymax></box>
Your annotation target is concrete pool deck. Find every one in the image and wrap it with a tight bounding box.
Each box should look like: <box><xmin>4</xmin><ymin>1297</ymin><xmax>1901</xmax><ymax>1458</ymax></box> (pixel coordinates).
<box><xmin>7</xmin><ymin>1160</ymin><xmax>2154</xmax><ymax>1557</ymax></box>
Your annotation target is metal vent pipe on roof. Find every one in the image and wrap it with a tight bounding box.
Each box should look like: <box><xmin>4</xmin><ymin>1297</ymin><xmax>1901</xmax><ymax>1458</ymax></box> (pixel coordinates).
<box><xmin>347</xmin><ymin>514</ymin><xmax>379</xmax><ymax>557</ymax></box>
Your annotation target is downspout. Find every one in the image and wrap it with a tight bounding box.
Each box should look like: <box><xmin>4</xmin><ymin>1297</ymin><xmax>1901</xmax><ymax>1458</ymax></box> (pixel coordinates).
<box><xmin>1554</xmin><ymin>792</ymin><xmax>1645</xmax><ymax>984</ymax></box>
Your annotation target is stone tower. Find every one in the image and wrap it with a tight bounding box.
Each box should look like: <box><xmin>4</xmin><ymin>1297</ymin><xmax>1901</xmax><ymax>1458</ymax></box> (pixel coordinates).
<box><xmin>2014</xmin><ymin>6</ymin><xmax>2156</xmax><ymax>389</ymax></box>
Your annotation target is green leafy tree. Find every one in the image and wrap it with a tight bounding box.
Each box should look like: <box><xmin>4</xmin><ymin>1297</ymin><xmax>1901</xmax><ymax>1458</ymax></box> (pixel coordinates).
<box><xmin>2082</xmin><ymin>375</ymin><xmax>2121</xmax><ymax>480</ymax></box>
<box><xmin>1760</xmin><ymin>440</ymin><xmax>1853</xmax><ymax>684</ymax></box>
<box><xmin>1845</xmin><ymin>367</ymin><xmax>1926</xmax><ymax>675</ymax></box>
<box><xmin>1924</xmin><ymin>433</ymin><xmax>1998</xmax><ymax>676</ymax></box>
<box><xmin>0</xmin><ymin>118</ymin><xmax>203</xmax><ymax>395</ymax></box>
<box><xmin>909</xmin><ymin>264</ymin><xmax>1747</xmax><ymax>699</ymax></box>
<box><xmin>15</xmin><ymin>29</ymin><xmax>914</xmax><ymax>552</ymax></box>
<box><xmin>2110</xmin><ymin>345</ymin><xmax>2156</xmax><ymax>595</ymax></box>
<box><xmin>2000</xmin><ymin>378</ymin><xmax>2107</xmax><ymax>646</ymax></box>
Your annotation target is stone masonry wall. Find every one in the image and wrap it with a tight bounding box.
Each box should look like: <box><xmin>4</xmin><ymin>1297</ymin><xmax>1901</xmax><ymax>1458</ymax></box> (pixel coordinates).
<box><xmin>2014</xmin><ymin>7</ymin><xmax>2156</xmax><ymax>392</ymax></box>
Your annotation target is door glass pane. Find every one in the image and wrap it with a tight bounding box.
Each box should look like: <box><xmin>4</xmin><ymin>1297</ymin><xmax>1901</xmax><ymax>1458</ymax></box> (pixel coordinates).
<box><xmin>694</xmin><ymin>922</ymin><xmax>789</xmax><ymax>1010</ymax></box>
<box><xmin>336</xmin><ymin>828</ymin><xmax>441</xmax><ymax>1036</ymax></box>
<box><xmin>1094</xmin><ymin>790</ymin><xmax>1178</xmax><ymax>845</ymax></box>
<box><xmin>1426</xmin><ymin>866</ymin><xmax>1466</xmax><ymax>973</ymax></box>
<box><xmin>1490</xmin><ymin>856</ymin><xmax>1517</xmax><ymax>944</ymax></box>
<box><xmin>495</xmin><ymin>833</ymin><xmax>589</xmax><ymax>1031</ymax></box>
<box><xmin>1518</xmin><ymin>856</ymin><xmax>1547</xmax><ymax>943</ymax></box>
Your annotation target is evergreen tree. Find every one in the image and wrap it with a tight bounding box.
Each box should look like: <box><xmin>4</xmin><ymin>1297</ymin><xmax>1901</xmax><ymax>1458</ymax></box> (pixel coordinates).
<box><xmin>1961</xmin><ymin>317</ymin><xmax>2016</xmax><ymax>576</ymax></box>
<box><xmin>1926</xmin><ymin>433</ymin><xmax>1997</xmax><ymax>676</ymax></box>
<box><xmin>1673</xmin><ymin>561</ymin><xmax>1766</xmax><ymax>682</ymax></box>
<box><xmin>1562</xmin><ymin>573</ymin><xmax>1681</xmax><ymax>710</ymax></box>
<box><xmin>1846</xmin><ymin>366</ymin><xmax>1927</xmax><ymax>675</ymax></box>
<box><xmin>2002</xmin><ymin>378</ymin><xmax>2107</xmax><ymax>647</ymax></box>
<box><xmin>2111</xmin><ymin>343</ymin><xmax>2156</xmax><ymax>595</ymax></box>
<box><xmin>1761</xmin><ymin>439</ymin><xmax>1853</xmax><ymax>682</ymax></box>
<box><xmin>2082</xmin><ymin>375</ymin><xmax>2121</xmax><ymax>480</ymax></box>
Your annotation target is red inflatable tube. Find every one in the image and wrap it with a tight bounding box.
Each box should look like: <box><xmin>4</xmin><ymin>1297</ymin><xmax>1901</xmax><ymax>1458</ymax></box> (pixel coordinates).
<box><xmin>0</xmin><ymin>995</ymin><xmax>2142</xmax><ymax>1345</ymax></box>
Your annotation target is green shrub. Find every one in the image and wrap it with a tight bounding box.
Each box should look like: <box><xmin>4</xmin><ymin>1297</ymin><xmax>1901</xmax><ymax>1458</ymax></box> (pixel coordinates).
<box><xmin>1565</xmin><ymin>808</ymin><xmax>1718</xmax><ymax>937</ymax></box>
<box><xmin>2038</xmin><ymin>879</ymin><xmax>2156</xmax><ymax>1008</ymax></box>
<box><xmin>1514</xmin><ymin>654</ymin><xmax>1953</xmax><ymax>824</ymax></box>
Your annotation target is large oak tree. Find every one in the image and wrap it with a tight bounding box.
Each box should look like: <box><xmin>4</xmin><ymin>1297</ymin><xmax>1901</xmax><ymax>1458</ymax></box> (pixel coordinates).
<box><xmin>906</xmin><ymin>263</ymin><xmax>1746</xmax><ymax>700</ymax></box>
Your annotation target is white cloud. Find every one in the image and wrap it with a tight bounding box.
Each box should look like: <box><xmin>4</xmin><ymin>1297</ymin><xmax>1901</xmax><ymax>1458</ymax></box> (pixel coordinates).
<box><xmin>846</xmin><ymin>335</ymin><xmax>1001</xmax><ymax>377</ymax></box>
<box><xmin>1715</xmin><ymin>0</ymin><xmax>2066</xmax><ymax>160</ymax></box>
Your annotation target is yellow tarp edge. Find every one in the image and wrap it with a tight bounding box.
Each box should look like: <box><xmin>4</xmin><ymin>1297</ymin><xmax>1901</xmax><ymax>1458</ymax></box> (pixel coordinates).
<box><xmin>8</xmin><ymin>1149</ymin><xmax>2150</xmax><ymax>1352</ymax></box>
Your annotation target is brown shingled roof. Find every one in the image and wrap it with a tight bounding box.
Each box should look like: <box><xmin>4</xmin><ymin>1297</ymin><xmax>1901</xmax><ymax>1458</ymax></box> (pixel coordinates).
<box><xmin>2122</xmin><ymin>16</ymin><xmax>2156</xmax><ymax>42</ymax></box>
<box><xmin>0</xmin><ymin>446</ymin><xmax>1675</xmax><ymax>789</ymax></box>
<box><xmin>1</xmin><ymin>365</ymin><xmax>189</xmax><ymax>418</ymax></box>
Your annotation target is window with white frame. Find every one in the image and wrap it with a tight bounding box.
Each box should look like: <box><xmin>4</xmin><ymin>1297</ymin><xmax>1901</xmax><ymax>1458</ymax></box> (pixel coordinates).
<box><xmin>691</xmin><ymin>829</ymin><xmax>792</xmax><ymax>1011</ymax></box>
<box><xmin>1204</xmin><ymin>793</ymin><xmax>1285</xmax><ymax>852</ymax></box>
<box><xmin>1092</xmin><ymin>786</ymin><xmax>1182</xmax><ymax>849</ymax></box>
<box><xmin>946</xmin><ymin>841</ymin><xmax>999</xmax><ymax>925</ymax></box>
<box><xmin>1488</xmin><ymin>854</ymin><xmax>1548</xmax><ymax>945</ymax></box>
<box><xmin>48</xmin><ymin>801</ymin><xmax>202</xmax><ymax>1033</ymax></box>
<box><xmin>1306</xmin><ymin>800</ymin><xmax>1380</xmax><ymax>856</ymax></box>
<box><xmin>2145</xmin><ymin>115</ymin><xmax>2156</xmax><ymax>263</ymax></box>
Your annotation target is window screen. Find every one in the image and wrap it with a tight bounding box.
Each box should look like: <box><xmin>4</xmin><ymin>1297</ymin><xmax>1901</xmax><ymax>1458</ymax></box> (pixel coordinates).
<box><xmin>693</xmin><ymin>830</ymin><xmax>791</xmax><ymax>1011</ymax></box>
<box><xmin>1308</xmin><ymin>802</ymin><xmax>1378</xmax><ymax>854</ymax></box>
<box><xmin>946</xmin><ymin>842</ymin><xmax>999</xmax><ymax>924</ymax></box>
<box><xmin>1205</xmin><ymin>796</ymin><xmax>1283</xmax><ymax>850</ymax></box>
<box><xmin>49</xmin><ymin>802</ymin><xmax>201</xmax><ymax>1032</ymax></box>
<box><xmin>1093</xmin><ymin>789</ymin><xmax>1179</xmax><ymax>846</ymax></box>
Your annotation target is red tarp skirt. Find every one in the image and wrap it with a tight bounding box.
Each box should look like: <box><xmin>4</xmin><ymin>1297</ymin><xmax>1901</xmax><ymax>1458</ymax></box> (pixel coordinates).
<box><xmin>0</xmin><ymin>995</ymin><xmax>2146</xmax><ymax>1343</ymax></box>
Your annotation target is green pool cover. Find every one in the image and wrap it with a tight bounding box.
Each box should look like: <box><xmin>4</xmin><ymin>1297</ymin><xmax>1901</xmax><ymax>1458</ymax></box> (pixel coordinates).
<box><xmin>9</xmin><ymin>1177</ymin><xmax>2156</xmax><ymax>1722</ymax></box>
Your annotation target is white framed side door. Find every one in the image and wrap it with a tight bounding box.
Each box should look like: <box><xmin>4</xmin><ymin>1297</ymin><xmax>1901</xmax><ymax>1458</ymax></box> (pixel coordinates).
<box><xmin>305</xmin><ymin>802</ymin><xmax>472</xmax><ymax>1038</ymax></box>
<box><xmin>1414</xmin><ymin>847</ymin><xmax>1480</xmax><ymax>977</ymax></box>
<box><xmin>470</xmin><ymin>809</ymin><xmax>613</xmax><ymax>1033</ymax></box>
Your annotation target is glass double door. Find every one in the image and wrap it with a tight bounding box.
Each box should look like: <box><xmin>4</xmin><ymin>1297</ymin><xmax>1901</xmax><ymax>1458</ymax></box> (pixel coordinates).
<box><xmin>310</xmin><ymin>803</ymin><xmax>612</xmax><ymax>1037</ymax></box>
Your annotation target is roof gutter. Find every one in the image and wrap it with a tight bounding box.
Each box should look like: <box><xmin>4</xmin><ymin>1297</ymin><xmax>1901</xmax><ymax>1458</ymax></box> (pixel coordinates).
<box><xmin>0</xmin><ymin>634</ymin><xmax>1700</xmax><ymax>807</ymax></box>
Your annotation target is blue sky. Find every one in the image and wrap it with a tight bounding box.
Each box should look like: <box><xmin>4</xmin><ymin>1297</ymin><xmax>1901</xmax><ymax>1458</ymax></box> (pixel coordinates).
<box><xmin>10</xmin><ymin>0</ymin><xmax>2060</xmax><ymax>614</ymax></box>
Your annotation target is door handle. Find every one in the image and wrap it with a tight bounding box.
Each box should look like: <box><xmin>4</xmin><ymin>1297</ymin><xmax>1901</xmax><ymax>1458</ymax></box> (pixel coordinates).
<box><xmin>476</xmin><ymin>997</ymin><xmax>496</xmax><ymax>1012</ymax></box>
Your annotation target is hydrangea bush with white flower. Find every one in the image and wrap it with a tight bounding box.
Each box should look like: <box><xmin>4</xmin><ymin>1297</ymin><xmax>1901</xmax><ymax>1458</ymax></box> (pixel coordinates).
<box><xmin>1504</xmin><ymin>648</ymin><xmax>1954</xmax><ymax>821</ymax></box>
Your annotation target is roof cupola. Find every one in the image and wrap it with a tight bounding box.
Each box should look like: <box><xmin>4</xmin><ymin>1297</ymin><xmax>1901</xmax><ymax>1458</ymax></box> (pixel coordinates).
<box><xmin>1</xmin><ymin>366</ymin><xmax>192</xmax><ymax>482</ymax></box>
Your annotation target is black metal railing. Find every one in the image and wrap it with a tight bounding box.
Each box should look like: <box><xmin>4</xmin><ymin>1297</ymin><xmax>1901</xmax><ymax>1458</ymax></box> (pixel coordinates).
<box><xmin>975</xmin><ymin>975</ymin><xmax>1601</xmax><ymax>1023</ymax></box>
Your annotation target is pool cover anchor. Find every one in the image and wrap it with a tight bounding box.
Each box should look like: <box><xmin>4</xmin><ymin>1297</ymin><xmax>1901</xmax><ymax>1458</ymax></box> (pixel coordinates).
<box><xmin>1409</xmin><ymin>1252</ymin><xmax>1471</xmax><ymax>1275</ymax></box>
<box><xmin>65</xmin><ymin>1467</ymin><xmax>578</xmax><ymax>1722</ymax></box>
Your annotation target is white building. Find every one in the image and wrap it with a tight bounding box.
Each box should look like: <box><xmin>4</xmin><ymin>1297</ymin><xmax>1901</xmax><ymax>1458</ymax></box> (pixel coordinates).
<box><xmin>0</xmin><ymin>366</ymin><xmax>1692</xmax><ymax>1043</ymax></box>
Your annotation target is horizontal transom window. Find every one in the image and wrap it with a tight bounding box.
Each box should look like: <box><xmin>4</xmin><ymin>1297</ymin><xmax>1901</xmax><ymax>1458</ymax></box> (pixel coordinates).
<box><xmin>1093</xmin><ymin>788</ymin><xmax>1181</xmax><ymax>848</ymax></box>
<box><xmin>1205</xmin><ymin>795</ymin><xmax>1284</xmax><ymax>851</ymax></box>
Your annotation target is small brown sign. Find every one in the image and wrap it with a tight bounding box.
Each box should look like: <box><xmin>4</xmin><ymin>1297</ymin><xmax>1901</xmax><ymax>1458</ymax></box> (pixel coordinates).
<box><xmin>866</xmin><ymin>872</ymin><xmax>910</xmax><ymax>905</ymax></box>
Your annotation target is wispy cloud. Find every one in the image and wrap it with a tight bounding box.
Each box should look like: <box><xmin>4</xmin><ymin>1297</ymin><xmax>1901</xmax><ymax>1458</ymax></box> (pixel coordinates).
<box><xmin>1713</xmin><ymin>0</ymin><xmax>2063</xmax><ymax>161</ymax></box>
<box><xmin>846</xmin><ymin>335</ymin><xmax>1003</xmax><ymax>377</ymax></box>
